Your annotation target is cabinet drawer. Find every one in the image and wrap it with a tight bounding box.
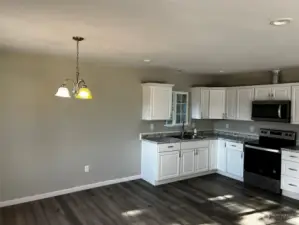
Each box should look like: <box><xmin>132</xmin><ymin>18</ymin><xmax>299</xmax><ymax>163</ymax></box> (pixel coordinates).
<box><xmin>181</xmin><ymin>140</ymin><xmax>209</xmax><ymax>149</ymax></box>
<box><xmin>226</xmin><ymin>141</ymin><xmax>243</xmax><ymax>151</ymax></box>
<box><xmin>281</xmin><ymin>175</ymin><xmax>299</xmax><ymax>193</ymax></box>
<box><xmin>282</xmin><ymin>160</ymin><xmax>299</xmax><ymax>179</ymax></box>
<box><xmin>282</xmin><ymin>151</ymin><xmax>299</xmax><ymax>163</ymax></box>
<box><xmin>158</xmin><ymin>143</ymin><xmax>180</xmax><ymax>152</ymax></box>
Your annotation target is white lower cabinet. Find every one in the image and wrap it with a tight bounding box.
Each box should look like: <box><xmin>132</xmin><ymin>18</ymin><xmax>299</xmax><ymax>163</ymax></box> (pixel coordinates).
<box><xmin>158</xmin><ymin>151</ymin><xmax>180</xmax><ymax>180</ymax></box>
<box><xmin>217</xmin><ymin>140</ymin><xmax>227</xmax><ymax>172</ymax></box>
<box><xmin>195</xmin><ymin>148</ymin><xmax>209</xmax><ymax>172</ymax></box>
<box><xmin>180</xmin><ymin>149</ymin><xmax>195</xmax><ymax>176</ymax></box>
<box><xmin>209</xmin><ymin>140</ymin><xmax>218</xmax><ymax>170</ymax></box>
<box><xmin>281</xmin><ymin>150</ymin><xmax>299</xmax><ymax>200</ymax></box>
<box><xmin>226</xmin><ymin>148</ymin><xmax>244</xmax><ymax>178</ymax></box>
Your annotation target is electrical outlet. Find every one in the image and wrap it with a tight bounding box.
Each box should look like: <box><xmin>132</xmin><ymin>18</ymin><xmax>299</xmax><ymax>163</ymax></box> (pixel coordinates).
<box><xmin>84</xmin><ymin>165</ymin><xmax>90</xmax><ymax>173</ymax></box>
<box><xmin>191</xmin><ymin>122</ymin><xmax>196</xmax><ymax>128</ymax></box>
<box><xmin>249</xmin><ymin>126</ymin><xmax>255</xmax><ymax>133</ymax></box>
<box><xmin>226</xmin><ymin>124</ymin><xmax>230</xmax><ymax>129</ymax></box>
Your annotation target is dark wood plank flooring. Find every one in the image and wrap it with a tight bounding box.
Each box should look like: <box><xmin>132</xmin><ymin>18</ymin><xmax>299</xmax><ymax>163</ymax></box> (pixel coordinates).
<box><xmin>1</xmin><ymin>174</ymin><xmax>299</xmax><ymax>225</ymax></box>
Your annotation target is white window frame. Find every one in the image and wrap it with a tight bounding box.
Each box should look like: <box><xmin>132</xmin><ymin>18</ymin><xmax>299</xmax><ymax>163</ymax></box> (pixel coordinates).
<box><xmin>165</xmin><ymin>91</ymin><xmax>189</xmax><ymax>127</ymax></box>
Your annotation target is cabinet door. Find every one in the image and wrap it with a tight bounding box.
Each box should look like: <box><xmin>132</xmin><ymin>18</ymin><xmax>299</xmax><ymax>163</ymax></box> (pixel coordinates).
<box><xmin>217</xmin><ymin>140</ymin><xmax>227</xmax><ymax>172</ymax></box>
<box><xmin>201</xmin><ymin>89</ymin><xmax>210</xmax><ymax>119</ymax></box>
<box><xmin>272</xmin><ymin>86</ymin><xmax>291</xmax><ymax>100</ymax></box>
<box><xmin>152</xmin><ymin>87</ymin><xmax>172</xmax><ymax>120</ymax></box>
<box><xmin>226</xmin><ymin>148</ymin><xmax>243</xmax><ymax>178</ymax></box>
<box><xmin>191</xmin><ymin>88</ymin><xmax>201</xmax><ymax>119</ymax></box>
<box><xmin>226</xmin><ymin>88</ymin><xmax>237</xmax><ymax>120</ymax></box>
<box><xmin>209</xmin><ymin>140</ymin><xmax>218</xmax><ymax>170</ymax></box>
<box><xmin>180</xmin><ymin>149</ymin><xmax>195</xmax><ymax>176</ymax></box>
<box><xmin>237</xmin><ymin>88</ymin><xmax>254</xmax><ymax>121</ymax></box>
<box><xmin>292</xmin><ymin>86</ymin><xmax>299</xmax><ymax>124</ymax></box>
<box><xmin>254</xmin><ymin>87</ymin><xmax>271</xmax><ymax>100</ymax></box>
<box><xmin>209</xmin><ymin>89</ymin><xmax>226</xmax><ymax>119</ymax></box>
<box><xmin>195</xmin><ymin>148</ymin><xmax>209</xmax><ymax>173</ymax></box>
<box><xmin>158</xmin><ymin>151</ymin><xmax>180</xmax><ymax>180</ymax></box>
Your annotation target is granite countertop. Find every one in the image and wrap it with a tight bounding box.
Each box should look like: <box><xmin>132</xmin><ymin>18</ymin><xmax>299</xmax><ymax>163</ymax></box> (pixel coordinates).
<box><xmin>142</xmin><ymin>133</ymin><xmax>257</xmax><ymax>144</ymax></box>
<box><xmin>281</xmin><ymin>146</ymin><xmax>299</xmax><ymax>152</ymax></box>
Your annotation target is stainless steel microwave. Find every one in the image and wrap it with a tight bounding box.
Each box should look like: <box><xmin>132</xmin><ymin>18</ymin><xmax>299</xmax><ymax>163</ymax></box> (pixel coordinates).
<box><xmin>251</xmin><ymin>100</ymin><xmax>291</xmax><ymax>123</ymax></box>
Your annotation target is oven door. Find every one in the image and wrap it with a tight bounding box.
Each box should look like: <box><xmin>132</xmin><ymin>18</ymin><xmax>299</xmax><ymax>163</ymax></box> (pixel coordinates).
<box><xmin>244</xmin><ymin>144</ymin><xmax>281</xmax><ymax>180</ymax></box>
<box><xmin>251</xmin><ymin>100</ymin><xmax>291</xmax><ymax>123</ymax></box>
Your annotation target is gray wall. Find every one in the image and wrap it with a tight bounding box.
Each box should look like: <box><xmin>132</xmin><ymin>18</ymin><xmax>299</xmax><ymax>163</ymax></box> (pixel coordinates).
<box><xmin>212</xmin><ymin>67</ymin><xmax>299</xmax><ymax>87</ymax></box>
<box><xmin>0</xmin><ymin>50</ymin><xmax>214</xmax><ymax>201</ymax></box>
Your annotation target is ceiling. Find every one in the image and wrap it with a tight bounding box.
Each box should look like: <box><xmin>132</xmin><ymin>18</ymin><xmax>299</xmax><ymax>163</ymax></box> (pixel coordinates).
<box><xmin>1</xmin><ymin>0</ymin><xmax>299</xmax><ymax>74</ymax></box>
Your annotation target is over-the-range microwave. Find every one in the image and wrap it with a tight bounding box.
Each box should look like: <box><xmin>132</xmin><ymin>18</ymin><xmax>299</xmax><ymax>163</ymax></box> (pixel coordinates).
<box><xmin>251</xmin><ymin>100</ymin><xmax>291</xmax><ymax>123</ymax></box>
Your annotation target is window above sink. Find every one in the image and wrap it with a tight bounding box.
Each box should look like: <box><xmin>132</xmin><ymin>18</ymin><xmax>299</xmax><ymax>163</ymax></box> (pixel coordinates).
<box><xmin>165</xmin><ymin>91</ymin><xmax>189</xmax><ymax>127</ymax></box>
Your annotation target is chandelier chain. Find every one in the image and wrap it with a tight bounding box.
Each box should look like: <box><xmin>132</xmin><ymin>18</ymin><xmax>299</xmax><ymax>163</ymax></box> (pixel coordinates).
<box><xmin>76</xmin><ymin>40</ymin><xmax>80</xmax><ymax>83</ymax></box>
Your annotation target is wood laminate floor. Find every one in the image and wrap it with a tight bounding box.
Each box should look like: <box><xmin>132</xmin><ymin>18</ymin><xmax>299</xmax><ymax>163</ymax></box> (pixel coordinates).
<box><xmin>1</xmin><ymin>174</ymin><xmax>299</xmax><ymax>225</ymax></box>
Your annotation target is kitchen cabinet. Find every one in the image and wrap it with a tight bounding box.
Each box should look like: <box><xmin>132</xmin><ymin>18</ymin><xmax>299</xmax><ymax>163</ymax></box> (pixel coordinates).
<box><xmin>292</xmin><ymin>85</ymin><xmax>299</xmax><ymax>124</ymax></box>
<box><xmin>158</xmin><ymin>151</ymin><xmax>180</xmax><ymax>180</ymax></box>
<box><xmin>142</xmin><ymin>83</ymin><xmax>174</xmax><ymax>120</ymax></box>
<box><xmin>191</xmin><ymin>87</ymin><xmax>209</xmax><ymax>119</ymax></box>
<box><xmin>201</xmin><ymin>88</ymin><xmax>210</xmax><ymax>119</ymax></box>
<box><xmin>217</xmin><ymin>140</ymin><xmax>227</xmax><ymax>172</ymax></box>
<box><xmin>191</xmin><ymin>87</ymin><xmax>225</xmax><ymax>119</ymax></box>
<box><xmin>226</xmin><ymin>147</ymin><xmax>243</xmax><ymax>178</ymax></box>
<box><xmin>226</xmin><ymin>88</ymin><xmax>237</xmax><ymax>120</ymax></box>
<box><xmin>209</xmin><ymin>88</ymin><xmax>226</xmax><ymax>119</ymax></box>
<box><xmin>195</xmin><ymin>148</ymin><xmax>209</xmax><ymax>173</ymax></box>
<box><xmin>255</xmin><ymin>87</ymin><xmax>272</xmax><ymax>100</ymax></box>
<box><xmin>272</xmin><ymin>86</ymin><xmax>291</xmax><ymax>100</ymax></box>
<box><xmin>255</xmin><ymin>85</ymin><xmax>291</xmax><ymax>101</ymax></box>
<box><xmin>180</xmin><ymin>149</ymin><xmax>195</xmax><ymax>176</ymax></box>
<box><xmin>236</xmin><ymin>87</ymin><xmax>254</xmax><ymax>121</ymax></box>
<box><xmin>209</xmin><ymin>140</ymin><xmax>218</xmax><ymax>170</ymax></box>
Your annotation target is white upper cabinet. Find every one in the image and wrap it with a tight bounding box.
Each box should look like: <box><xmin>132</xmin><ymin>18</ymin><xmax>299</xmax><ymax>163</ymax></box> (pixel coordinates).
<box><xmin>226</xmin><ymin>88</ymin><xmax>237</xmax><ymax>120</ymax></box>
<box><xmin>272</xmin><ymin>86</ymin><xmax>291</xmax><ymax>100</ymax></box>
<box><xmin>236</xmin><ymin>87</ymin><xmax>254</xmax><ymax>121</ymax></box>
<box><xmin>191</xmin><ymin>88</ymin><xmax>201</xmax><ymax>119</ymax></box>
<box><xmin>255</xmin><ymin>85</ymin><xmax>291</xmax><ymax>101</ymax></box>
<box><xmin>292</xmin><ymin>85</ymin><xmax>299</xmax><ymax>124</ymax></box>
<box><xmin>191</xmin><ymin>87</ymin><xmax>225</xmax><ymax>119</ymax></box>
<box><xmin>191</xmin><ymin>87</ymin><xmax>210</xmax><ymax>119</ymax></box>
<box><xmin>201</xmin><ymin>88</ymin><xmax>210</xmax><ymax>119</ymax></box>
<box><xmin>209</xmin><ymin>88</ymin><xmax>226</xmax><ymax>119</ymax></box>
<box><xmin>255</xmin><ymin>87</ymin><xmax>272</xmax><ymax>100</ymax></box>
<box><xmin>142</xmin><ymin>83</ymin><xmax>174</xmax><ymax>120</ymax></box>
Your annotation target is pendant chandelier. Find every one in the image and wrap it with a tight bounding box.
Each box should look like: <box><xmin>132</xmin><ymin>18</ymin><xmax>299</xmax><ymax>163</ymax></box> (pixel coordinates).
<box><xmin>55</xmin><ymin>36</ymin><xmax>93</xmax><ymax>99</ymax></box>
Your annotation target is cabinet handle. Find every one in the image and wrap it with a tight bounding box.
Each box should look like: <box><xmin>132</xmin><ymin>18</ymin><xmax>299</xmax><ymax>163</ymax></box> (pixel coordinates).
<box><xmin>231</xmin><ymin>145</ymin><xmax>236</xmax><ymax>147</ymax></box>
<box><xmin>168</xmin><ymin>146</ymin><xmax>174</xmax><ymax>148</ymax></box>
<box><xmin>289</xmin><ymin>168</ymin><xmax>298</xmax><ymax>171</ymax></box>
<box><xmin>290</xmin><ymin>155</ymin><xmax>298</xmax><ymax>158</ymax></box>
<box><xmin>241</xmin><ymin>152</ymin><xmax>243</xmax><ymax>159</ymax></box>
<box><xmin>289</xmin><ymin>183</ymin><xmax>297</xmax><ymax>187</ymax></box>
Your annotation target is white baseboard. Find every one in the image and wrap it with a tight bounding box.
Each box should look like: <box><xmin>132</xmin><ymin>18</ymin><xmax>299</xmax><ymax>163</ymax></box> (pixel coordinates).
<box><xmin>0</xmin><ymin>175</ymin><xmax>141</xmax><ymax>208</ymax></box>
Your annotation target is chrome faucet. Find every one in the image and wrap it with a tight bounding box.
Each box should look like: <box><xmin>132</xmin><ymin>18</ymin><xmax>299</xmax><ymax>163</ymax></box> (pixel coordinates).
<box><xmin>181</xmin><ymin>121</ymin><xmax>185</xmax><ymax>138</ymax></box>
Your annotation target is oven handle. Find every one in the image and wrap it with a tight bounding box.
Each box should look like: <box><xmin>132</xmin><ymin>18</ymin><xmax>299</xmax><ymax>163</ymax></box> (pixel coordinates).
<box><xmin>245</xmin><ymin>144</ymin><xmax>280</xmax><ymax>154</ymax></box>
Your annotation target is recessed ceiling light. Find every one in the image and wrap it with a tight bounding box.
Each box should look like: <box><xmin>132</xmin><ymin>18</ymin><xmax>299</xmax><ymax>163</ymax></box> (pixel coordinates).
<box><xmin>219</xmin><ymin>70</ymin><xmax>224</xmax><ymax>73</ymax></box>
<box><xmin>270</xmin><ymin>18</ymin><xmax>293</xmax><ymax>26</ymax></box>
<box><xmin>144</xmin><ymin>59</ymin><xmax>151</xmax><ymax>63</ymax></box>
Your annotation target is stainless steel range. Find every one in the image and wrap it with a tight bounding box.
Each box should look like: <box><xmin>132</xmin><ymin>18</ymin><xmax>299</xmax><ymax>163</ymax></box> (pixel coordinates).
<box><xmin>244</xmin><ymin>128</ymin><xmax>296</xmax><ymax>194</ymax></box>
